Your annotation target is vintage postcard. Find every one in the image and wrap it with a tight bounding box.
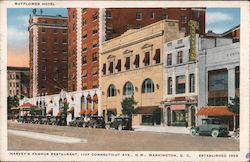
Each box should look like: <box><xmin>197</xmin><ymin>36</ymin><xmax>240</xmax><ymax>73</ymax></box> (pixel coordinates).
<box><xmin>0</xmin><ymin>0</ymin><xmax>249</xmax><ymax>161</ymax></box>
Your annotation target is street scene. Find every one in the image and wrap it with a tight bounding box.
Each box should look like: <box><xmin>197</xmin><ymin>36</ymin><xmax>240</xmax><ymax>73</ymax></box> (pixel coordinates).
<box><xmin>7</xmin><ymin>7</ymin><xmax>240</xmax><ymax>151</ymax></box>
<box><xmin>8</xmin><ymin>121</ymin><xmax>238</xmax><ymax>151</ymax></box>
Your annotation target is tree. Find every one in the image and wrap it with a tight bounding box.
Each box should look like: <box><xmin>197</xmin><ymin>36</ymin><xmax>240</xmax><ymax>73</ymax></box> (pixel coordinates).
<box><xmin>121</xmin><ymin>96</ymin><xmax>137</xmax><ymax>118</ymax></box>
<box><xmin>7</xmin><ymin>96</ymin><xmax>19</xmax><ymax>118</ymax></box>
<box><xmin>228</xmin><ymin>96</ymin><xmax>240</xmax><ymax>129</ymax></box>
<box><xmin>228</xmin><ymin>96</ymin><xmax>240</xmax><ymax>114</ymax></box>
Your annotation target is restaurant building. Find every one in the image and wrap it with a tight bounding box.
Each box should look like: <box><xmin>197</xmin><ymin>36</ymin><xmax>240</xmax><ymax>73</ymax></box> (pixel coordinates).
<box><xmin>101</xmin><ymin>19</ymin><xmax>183</xmax><ymax>125</ymax></box>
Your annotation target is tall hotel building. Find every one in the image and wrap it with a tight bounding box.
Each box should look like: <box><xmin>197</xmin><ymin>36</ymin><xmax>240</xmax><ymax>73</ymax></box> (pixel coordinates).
<box><xmin>67</xmin><ymin>8</ymin><xmax>206</xmax><ymax>92</ymax></box>
<box><xmin>28</xmin><ymin>14</ymin><xmax>68</xmax><ymax>97</ymax></box>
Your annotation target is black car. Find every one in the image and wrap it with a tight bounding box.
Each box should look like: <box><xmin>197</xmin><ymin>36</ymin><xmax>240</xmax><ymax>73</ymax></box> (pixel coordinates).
<box><xmin>32</xmin><ymin>115</ymin><xmax>42</xmax><ymax>124</ymax></box>
<box><xmin>40</xmin><ymin>116</ymin><xmax>49</xmax><ymax>124</ymax></box>
<box><xmin>106</xmin><ymin>116</ymin><xmax>132</xmax><ymax>131</ymax></box>
<box><xmin>85</xmin><ymin>116</ymin><xmax>105</xmax><ymax>128</ymax></box>
<box><xmin>17</xmin><ymin>116</ymin><xmax>25</xmax><ymax>123</ymax></box>
<box><xmin>69</xmin><ymin>117</ymin><xmax>85</xmax><ymax>127</ymax></box>
<box><xmin>56</xmin><ymin>116</ymin><xmax>67</xmax><ymax>126</ymax></box>
<box><xmin>48</xmin><ymin>116</ymin><xmax>57</xmax><ymax>125</ymax></box>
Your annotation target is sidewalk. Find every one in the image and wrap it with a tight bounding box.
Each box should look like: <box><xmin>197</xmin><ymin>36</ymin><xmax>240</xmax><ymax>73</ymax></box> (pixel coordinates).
<box><xmin>133</xmin><ymin>125</ymin><xmax>190</xmax><ymax>134</ymax></box>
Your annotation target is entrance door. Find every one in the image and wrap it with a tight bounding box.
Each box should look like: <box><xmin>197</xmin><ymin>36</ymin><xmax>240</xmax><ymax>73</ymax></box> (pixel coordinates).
<box><xmin>191</xmin><ymin>106</ymin><xmax>196</xmax><ymax>126</ymax></box>
<box><xmin>167</xmin><ymin>108</ymin><xmax>171</xmax><ymax>126</ymax></box>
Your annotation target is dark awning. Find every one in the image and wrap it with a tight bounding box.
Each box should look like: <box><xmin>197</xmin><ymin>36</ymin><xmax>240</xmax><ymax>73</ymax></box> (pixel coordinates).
<box><xmin>196</xmin><ymin>106</ymin><xmax>235</xmax><ymax>116</ymax></box>
<box><xmin>135</xmin><ymin>106</ymin><xmax>160</xmax><ymax>114</ymax></box>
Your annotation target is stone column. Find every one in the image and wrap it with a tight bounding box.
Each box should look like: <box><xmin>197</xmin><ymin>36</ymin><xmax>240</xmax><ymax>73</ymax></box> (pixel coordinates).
<box><xmin>228</xmin><ymin>66</ymin><xmax>236</xmax><ymax>103</ymax></box>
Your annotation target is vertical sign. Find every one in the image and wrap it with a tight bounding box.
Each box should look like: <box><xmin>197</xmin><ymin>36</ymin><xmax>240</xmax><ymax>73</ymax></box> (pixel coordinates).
<box><xmin>189</xmin><ymin>20</ymin><xmax>197</xmax><ymax>61</ymax></box>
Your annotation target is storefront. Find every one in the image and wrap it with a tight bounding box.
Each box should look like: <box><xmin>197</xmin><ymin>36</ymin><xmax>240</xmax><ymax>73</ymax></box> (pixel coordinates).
<box><xmin>134</xmin><ymin>106</ymin><xmax>162</xmax><ymax>125</ymax></box>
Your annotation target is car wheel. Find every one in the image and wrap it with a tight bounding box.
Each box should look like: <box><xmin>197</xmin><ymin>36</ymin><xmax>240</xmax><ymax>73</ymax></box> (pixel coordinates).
<box><xmin>93</xmin><ymin>124</ymin><xmax>97</xmax><ymax>128</ymax></box>
<box><xmin>105</xmin><ymin>125</ymin><xmax>110</xmax><ymax>130</ymax></box>
<box><xmin>190</xmin><ymin>128</ymin><xmax>197</xmax><ymax>136</ymax></box>
<box><xmin>211</xmin><ymin>129</ymin><xmax>219</xmax><ymax>138</ymax></box>
<box><xmin>118</xmin><ymin>125</ymin><xmax>122</xmax><ymax>131</ymax></box>
<box><xmin>82</xmin><ymin>123</ymin><xmax>86</xmax><ymax>128</ymax></box>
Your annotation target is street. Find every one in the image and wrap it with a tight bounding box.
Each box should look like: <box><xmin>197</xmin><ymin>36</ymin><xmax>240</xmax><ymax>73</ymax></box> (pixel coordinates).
<box><xmin>8</xmin><ymin>121</ymin><xmax>239</xmax><ymax>151</ymax></box>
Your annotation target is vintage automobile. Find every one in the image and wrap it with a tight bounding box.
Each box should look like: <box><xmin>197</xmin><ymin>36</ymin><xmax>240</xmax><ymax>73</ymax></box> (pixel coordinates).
<box><xmin>40</xmin><ymin>116</ymin><xmax>49</xmax><ymax>124</ymax></box>
<box><xmin>106</xmin><ymin>116</ymin><xmax>132</xmax><ymax>131</ymax></box>
<box><xmin>69</xmin><ymin>117</ymin><xmax>85</xmax><ymax>127</ymax></box>
<box><xmin>25</xmin><ymin>116</ymin><xmax>34</xmax><ymax>123</ymax></box>
<box><xmin>85</xmin><ymin>116</ymin><xmax>105</xmax><ymax>128</ymax></box>
<box><xmin>32</xmin><ymin>115</ymin><xmax>42</xmax><ymax>124</ymax></box>
<box><xmin>17</xmin><ymin>116</ymin><xmax>25</xmax><ymax>123</ymax></box>
<box><xmin>47</xmin><ymin>116</ymin><xmax>57</xmax><ymax>125</ymax></box>
<box><xmin>56</xmin><ymin>116</ymin><xmax>67</xmax><ymax>126</ymax></box>
<box><xmin>190</xmin><ymin>118</ymin><xmax>229</xmax><ymax>138</ymax></box>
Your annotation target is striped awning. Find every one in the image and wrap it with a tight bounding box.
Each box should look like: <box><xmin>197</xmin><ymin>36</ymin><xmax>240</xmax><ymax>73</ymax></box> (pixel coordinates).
<box><xmin>79</xmin><ymin>109</ymin><xmax>86</xmax><ymax>115</ymax></box>
<box><xmin>85</xmin><ymin>108</ymin><xmax>92</xmax><ymax>115</ymax></box>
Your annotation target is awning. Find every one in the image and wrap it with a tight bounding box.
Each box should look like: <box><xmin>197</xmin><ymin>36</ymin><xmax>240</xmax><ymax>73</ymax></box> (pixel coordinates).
<box><xmin>171</xmin><ymin>104</ymin><xmax>186</xmax><ymax>110</ymax></box>
<box><xmin>196</xmin><ymin>106</ymin><xmax>235</xmax><ymax>116</ymax></box>
<box><xmin>48</xmin><ymin>108</ymin><xmax>53</xmax><ymax>115</ymax></box>
<box><xmin>85</xmin><ymin>108</ymin><xmax>92</xmax><ymax>115</ymax></box>
<box><xmin>92</xmin><ymin>109</ymin><xmax>98</xmax><ymax>115</ymax></box>
<box><xmin>20</xmin><ymin>102</ymin><xmax>37</xmax><ymax>108</ymax></box>
<box><xmin>79</xmin><ymin>109</ymin><xmax>86</xmax><ymax>115</ymax></box>
<box><xmin>135</xmin><ymin>106</ymin><xmax>160</xmax><ymax>114</ymax></box>
<box><xmin>68</xmin><ymin>107</ymin><xmax>74</xmax><ymax>113</ymax></box>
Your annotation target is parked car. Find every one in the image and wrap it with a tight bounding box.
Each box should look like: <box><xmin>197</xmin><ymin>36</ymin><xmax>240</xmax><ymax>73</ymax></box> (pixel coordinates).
<box><xmin>25</xmin><ymin>116</ymin><xmax>33</xmax><ymax>123</ymax></box>
<box><xmin>56</xmin><ymin>116</ymin><xmax>67</xmax><ymax>126</ymax></box>
<box><xmin>106</xmin><ymin>116</ymin><xmax>132</xmax><ymax>131</ymax></box>
<box><xmin>17</xmin><ymin>116</ymin><xmax>25</xmax><ymax>123</ymax></box>
<box><xmin>190</xmin><ymin>118</ymin><xmax>229</xmax><ymax>138</ymax></box>
<box><xmin>69</xmin><ymin>117</ymin><xmax>85</xmax><ymax>127</ymax></box>
<box><xmin>40</xmin><ymin>116</ymin><xmax>49</xmax><ymax>124</ymax></box>
<box><xmin>48</xmin><ymin>116</ymin><xmax>57</xmax><ymax>125</ymax></box>
<box><xmin>32</xmin><ymin>115</ymin><xmax>42</xmax><ymax>124</ymax></box>
<box><xmin>85</xmin><ymin>116</ymin><xmax>105</xmax><ymax>128</ymax></box>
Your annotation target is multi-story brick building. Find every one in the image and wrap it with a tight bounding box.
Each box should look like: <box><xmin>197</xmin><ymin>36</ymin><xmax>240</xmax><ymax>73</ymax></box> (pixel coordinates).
<box><xmin>7</xmin><ymin>66</ymin><xmax>30</xmax><ymax>99</ymax></box>
<box><xmin>67</xmin><ymin>8</ymin><xmax>206</xmax><ymax>92</ymax></box>
<box><xmin>28</xmin><ymin>14</ymin><xmax>68</xmax><ymax>97</ymax></box>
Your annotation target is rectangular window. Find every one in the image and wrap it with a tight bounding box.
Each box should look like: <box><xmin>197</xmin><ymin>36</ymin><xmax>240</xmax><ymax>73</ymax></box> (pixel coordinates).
<box><xmin>150</xmin><ymin>12</ymin><xmax>155</xmax><ymax>19</ymax></box>
<box><xmin>92</xmin><ymin>26</ymin><xmax>98</xmax><ymax>35</ymax></box>
<box><xmin>82</xmin><ymin>56</ymin><xmax>87</xmax><ymax>65</ymax></box>
<box><xmin>167</xmin><ymin>54</ymin><xmax>172</xmax><ymax>66</ymax></box>
<box><xmin>176</xmin><ymin>75</ymin><xmax>186</xmax><ymax>94</ymax></box>
<box><xmin>42</xmin><ymin>73</ymin><xmax>46</xmax><ymax>80</ymax></box>
<box><xmin>181</xmin><ymin>27</ymin><xmax>186</xmax><ymax>33</ymax></box>
<box><xmin>53</xmin><ymin>29</ymin><xmax>58</xmax><ymax>34</ymax></box>
<box><xmin>106</xmin><ymin>10</ymin><xmax>112</xmax><ymax>18</ymax></box>
<box><xmin>235</xmin><ymin>66</ymin><xmax>240</xmax><ymax>88</ymax></box>
<box><xmin>162</xmin><ymin>13</ymin><xmax>168</xmax><ymax>20</ymax></box>
<box><xmin>62</xmin><ymin>39</ymin><xmax>67</xmax><ymax>44</ymax></box>
<box><xmin>92</xmin><ymin>67</ymin><xmax>98</xmax><ymax>75</ymax></box>
<box><xmin>189</xmin><ymin>74</ymin><xmax>195</xmax><ymax>93</ymax></box>
<box><xmin>168</xmin><ymin>77</ymin><xmax>172</xmax><ymax>94</ymax></box>
<box><xmin>125</xmin><ymin>57</ymin><xmax>130</xmax><ymax>70</ymax></box>
<box><xmin>92</xmin><ymin>13</ymin><xmax>98</xmax><ymax>21</ymax></box>
<box><xmin>62</xmin><ymin>29</ymin><xmax>67</xmax><ymax>34</ymax></box>
<box><xmin>116</xmin><ymin>59</ymin><xmax>121</xmax><ymax>72</ymax></box>
<box><xmin>82</xmin><ymin>44</ymin><xmax>87</xmax><ymax>52</ymax></box>
<box><xmin>194</xmin><ymin>11</ymin><xmax>200</xmax><ymax>18</ymax></box>
<box><xmin>53</xmin><ymin>39</ymin><xmax>58</xmax><ymax>44</ymax></box>
<box><xmin>154</xmin><ymin>49</ymin><xmax>161</xmax><ymax>64</ymax></box>
<box><xmin>106</xmin><ymin>23</ymin><xmax>113</xmax><ymax>33</ymax></box>
<box><xmin>82</xmin><ymin>19</ymin><xmax>87</xmax><ymax>26</ymax></box>
<box><xmin>181</xmin><ymin>16</ymin><xmax>187</xmax><ymax>23</ymax></box>
<box><xmin>208</xmin><ymin>69</ymin><xmax>228</xmax><ymax>91</ymax></box>
<box><xmin>134</xmin><ymin>54</ymin><xmax>140</xmax><ymax>68</ymax></box>
<box><xmin>82</xmin><ymin>30</ymin><xmax>87</xmax><ymax>39</ymax></box>
<box><xmin>92</xmin><ymin>39</ymin><xmax>98</xmax><ymax>48</ymax></box>
<box><xmin>102</xmin><ymin>63</ymin><xmax>106</xmax><ymax>75</ymax></box>
<box><xmin>177</xmin><ymin>51</ymin><xmax>183</xmax><ymax>64</ymax></box>
<box><xmin>109</xmin><ymin>62</ymin><xmax>114</xmax><ymax>74</ymax></box>
<box><xmin>136</xmin><ymin>12</ymin><xmax>142</xmax><ymax>20</ymax></box>
<box><xmin>92</xmin><ymin>52</ymin><xmax>98</xmax><ymax>62</ymax></box>
<box><xmin>42</xmin><ymin>38</ymin><xmax>46</xmax><ymax>43</ymax></box>
<box><xmin>42</xmin><ymin>28</ymin><xmax>45</xmax><ymax>33</ymax></box>
<box><xmin>143</xmin><ymin>52</ymin><xmax>150</xmax><ymax>66</ymax></box>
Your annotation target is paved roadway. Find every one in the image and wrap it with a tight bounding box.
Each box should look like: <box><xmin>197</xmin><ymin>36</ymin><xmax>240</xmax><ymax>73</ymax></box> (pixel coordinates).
<box><xmin>8</xmin><ymin>121</ymin><xmax>239</xmax><ymax>151</ymax></box>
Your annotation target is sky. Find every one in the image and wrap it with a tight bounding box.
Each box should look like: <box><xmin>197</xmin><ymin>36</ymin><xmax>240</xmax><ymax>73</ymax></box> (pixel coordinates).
<box><xmin>7</xmin><ymin>8</ymin><xmax>240</xmax><ymax>67</ymax></box>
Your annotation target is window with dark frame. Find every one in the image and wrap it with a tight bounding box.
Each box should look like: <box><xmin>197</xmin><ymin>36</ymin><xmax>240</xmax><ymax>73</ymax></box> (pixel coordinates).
<box><xmin>177</xmin><ymin>51</ymin><xmax>183</xmax><ymax>64</ymax></box>
<box><xmin>143</xmin><ymin>52</ymin><xmax>150</xmax><ymax>66</ymax></box>
<box><xmin>189</xmin><ymin>74</ymin><xmax>195</xmax><ymax>93</ymax></box>
<box><xmin>167</xmin><ymin>54</ymin><xmax>172</xmax><ymax>66</ymax></box>
<box><xmin>108</xmin><ymin>84</ymin><xmax>116</xmax><ymax>97</ymax></box>
<box><xmin>92</xmin><ymin>52</ymin><xmax>98</xmax><ymax>62</ymax></box>
<box><xmin>136</xmin><ymin>12</ymin><xmax>142</xmax><ymax>20</ymax></box>
<box><xmin>125</xmin><ymin>57</ymin><xmax>130</xmax><ymax>70</ymax></box>
<box><xmin>106</xmin><ymin>10</ymin><xmax>112</xmax><ymax>18</ymax></box>
<box><xmin>176</xmin><ymin>75</ymin><xmax>186</xmax><ymax>94</ymax></box>
<box><xmin>82</xmin><ymin>56</ymin><xmax>87</xmax><ymax>65</ymax></box>
<box><xmin>109</xmin><ymin>61</ymin><xmax>114</xmax><ymax>74</ymax></box>
<box><xmin>92</xmin><ymin>13</ymin><xmax>98</xmax><ymax>21</ymax></box>
<box><xmin>134</xmin><ymin>54</ymin><xmax>140</xmax><ymax>68</ymax></box>
<box><xmin>115</xmin><ymin>59</ymin><xmax>121</xmax><ymax>72</ymax></box>
<box><xmin>168</xmin><ymin>77</ymin><xmax>172</xmax><ymax>94</ymax></box>
<box><xmin>102</xmin><ymin>63</ymin><xmax>106</xmax><ymax>75</ymax></box>
<box><xmin>150</xmin><ymin>12</ymin><xmax>155</xmax><ymax>19</ymax></box>
<box><xmin>180</xmin><ymin>16</ymin><xmax>187</xmax><ymax>23</ymax></box>
<box><xmin>154</xmin><ymin>49</ymin><xmax>161</xmax><ymax>64</ymax></box>
<box><xmin>235</xmin><ymin>66</ymin><xmax>240</xmax><ymax>89</ymax></box>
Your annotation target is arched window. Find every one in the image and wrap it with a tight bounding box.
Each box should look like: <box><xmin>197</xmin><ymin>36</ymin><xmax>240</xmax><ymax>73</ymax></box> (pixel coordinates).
<box><xmin>123</xmin><ymin>82</ymin><xmax>134</xmax><ymax>96</ymax></box>
<box><xmin>107</xmin><ymin>84</ymin><xmax>116</xmax><ymax>97</ymax></box>
<box><xmin>142</xmin><ymin>78</ymin><xmax>154</xmax><ymax>93</ymax></box>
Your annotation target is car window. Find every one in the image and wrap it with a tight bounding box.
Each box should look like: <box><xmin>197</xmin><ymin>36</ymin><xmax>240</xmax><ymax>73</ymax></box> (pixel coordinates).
<box><xmin>212</xmin><ymin>120</ymin><xmax>220</xmax><ymax>124</ymax></box>
<box><xmin>202</xmin><ymin>119</ymin><xmax>208</xmax><ymax>124</ymax></box>
<box><xmin>115</xmin><ymin>118</ymin><xmax>123</xmax><ymax>122</ymax></box>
